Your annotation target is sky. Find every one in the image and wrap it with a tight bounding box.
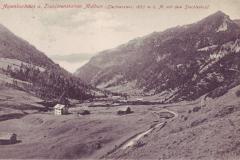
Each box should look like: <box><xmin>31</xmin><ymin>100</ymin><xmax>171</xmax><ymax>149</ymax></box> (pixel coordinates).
<box><xmin>0</xmin><ymin>0</ymin><xmax>239</xmax><ymax>72</ymax></box>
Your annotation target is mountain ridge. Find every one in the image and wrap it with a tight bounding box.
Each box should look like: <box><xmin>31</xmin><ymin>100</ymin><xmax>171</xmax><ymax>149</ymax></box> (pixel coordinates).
<box><xmin>75</xmin><ymin>11</ymin><xmax>240</xmax><ymax>102</ymax></box>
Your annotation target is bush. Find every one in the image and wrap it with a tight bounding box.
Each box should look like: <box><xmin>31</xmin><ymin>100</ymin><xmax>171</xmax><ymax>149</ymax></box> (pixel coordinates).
<box><xmin>215</xmin><ymin>105</ymin><xmax>235</xmax><ymax>118</ymax></box>
<box><xmin>192</xmin><ymin>106</ymin><xmax>201</xmax><ymax>112</ymax></box>
<box><xmin>134</xmin><ymin>140</ymin><xmax>145</xmax><ymax>148</ymax></box>
<box><xmin>190</xmin><ymin>118</ymin><xmax>207</xmax><ymax>127</ymax></box>
<box><xmin>236</xmin><ymin>90</ymin><xmax>240</xmax><ymax>97</ymax></box>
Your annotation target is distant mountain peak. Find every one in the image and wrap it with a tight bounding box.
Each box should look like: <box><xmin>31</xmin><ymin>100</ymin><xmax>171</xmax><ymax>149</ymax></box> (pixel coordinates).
<box><xmin>208</xmin><ymin>11</ymin><xmax>230</xmax><ymax>20</ymax></box>
<box><xmin>190</xmin><ymin>10</ymin><xmax>240</xmax><ymax>36</ymax></box>
<box><xmin>213</xmin><ymin>10</ymin><xmax>227</xmax><ymax>16</ymax></box>
<box><xmin>199</xmin><ymin>11</ymin><xmax>231</xmax><ymax>24</ymax></box>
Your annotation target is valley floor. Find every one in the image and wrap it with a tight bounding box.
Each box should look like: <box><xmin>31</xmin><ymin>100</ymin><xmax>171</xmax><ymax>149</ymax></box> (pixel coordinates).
<box><xmin>1</xmin><ymin>86</ymin><xmax>240</xmax><ymax>159</ymax></box>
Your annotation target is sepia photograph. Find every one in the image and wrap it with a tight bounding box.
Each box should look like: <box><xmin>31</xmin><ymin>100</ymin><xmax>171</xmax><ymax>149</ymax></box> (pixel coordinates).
<box><xmin>0</xmin><ymin>0</ymin><xmax>240</xmax><ymax>159</ymax></box>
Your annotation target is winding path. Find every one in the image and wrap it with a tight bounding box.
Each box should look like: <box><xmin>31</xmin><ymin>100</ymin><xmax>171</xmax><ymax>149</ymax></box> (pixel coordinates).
<box><xmin>121</xmin><ymin>122</ymin><xmax>166</xmax><ymax>149</ymax></box>
<box><xmin>101</xmin><ymin>109</ymin><xmax>178</xmax><ymax>159</ymax></box>
<box><xmin>120</xmin><ymin>109</ymin><xmax>177</xmax><ymax>149</ymax></box>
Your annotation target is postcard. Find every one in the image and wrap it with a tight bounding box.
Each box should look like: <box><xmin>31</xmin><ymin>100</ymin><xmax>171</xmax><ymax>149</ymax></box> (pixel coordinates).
<box><xmin>0</xmin><ymin>0</ymin><xmax>240</xmax><ymax>159</ymax></box>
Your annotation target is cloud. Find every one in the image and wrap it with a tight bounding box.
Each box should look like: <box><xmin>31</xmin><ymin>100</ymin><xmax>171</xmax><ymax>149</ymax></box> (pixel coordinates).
<box><xmin>39</xmin><ymin>10</ymin><xmax>132</xmax><ymax>33</ymax></box>
<box><xmin>34</xmin><ymin>10</ymin><xmax>135</xmax><ymax>55</ymax></box>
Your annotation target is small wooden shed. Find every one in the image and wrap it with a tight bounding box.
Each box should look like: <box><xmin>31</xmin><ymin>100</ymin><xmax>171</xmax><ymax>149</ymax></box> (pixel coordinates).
<box><xmin>0</xmin><ymin>133</ymin><xmax>17</xmax><ymax>145</ymax></box>
<box><xmin>54</xmin><ymin>104</ymin><xmax>68</xmax><ymax>115</ymax></box>
<box><xmin>117</xmin><ymin>106</ymin><xmax>133</xmax><ymax>115</ymax></box>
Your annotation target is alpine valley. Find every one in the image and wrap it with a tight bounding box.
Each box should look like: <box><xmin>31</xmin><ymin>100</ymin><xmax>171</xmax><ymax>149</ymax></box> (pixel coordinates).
<box><xmin>1</xmin><ymin>11</ymin><xmax>240</xmax><ymax>160</ymax></box>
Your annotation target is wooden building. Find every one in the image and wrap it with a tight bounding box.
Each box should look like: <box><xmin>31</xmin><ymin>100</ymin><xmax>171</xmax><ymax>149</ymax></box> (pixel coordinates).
<box><xmin>0</xmin><ymin>133</ymin><xmax>17</xmax><ymax>145</ymax></box>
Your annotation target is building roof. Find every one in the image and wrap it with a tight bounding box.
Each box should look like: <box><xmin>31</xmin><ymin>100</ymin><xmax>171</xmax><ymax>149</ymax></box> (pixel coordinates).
<box><xmin>54</xmin><ymin>104</ymin><xmax>66</xmax><ymax>110</ymax></box>
<box><xmin>0</xmin><ymin>133</ymin><xmax>16</xmax><ymax>140</ymax></box>
<box><xmin>119</xmin><ymin>106</ymin><xmax>131</xmax><ymax>111</ymax></box>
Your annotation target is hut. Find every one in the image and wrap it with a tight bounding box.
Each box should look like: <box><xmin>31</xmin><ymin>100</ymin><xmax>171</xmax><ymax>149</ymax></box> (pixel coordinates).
<box><xmin>117</xmin><ymin>106</ymin><xmax>133</xmax><ymax>115</ymax></box>
<box><xmin>78</xmin><ymin>110</ymin><xmax>90</xmax><ymax>115</ymax></box>
<box><xmin>54</xmin><ymin>104</ymin><xmax>68</xmax><ymax>115</ymax></box>
<box><xmin>0</xmin><ymin>133</ymin><xmax>17</xmax><ymax>145</ymax></box>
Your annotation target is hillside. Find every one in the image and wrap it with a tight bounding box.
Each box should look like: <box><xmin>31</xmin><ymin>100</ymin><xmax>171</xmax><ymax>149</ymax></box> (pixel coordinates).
<box><xmin>0</xmin><ymin>24</ymin><xmax>95</xmax><ymax>101</ymax></box>
<box><xmin>0</xmin><ymin>24</ymin><xmax>54</xmax><ymax>68</ymax></box>
<box><xmin>105</xmin><ymin>84</ymin><xmax>240</xmax><ymax>160</ymax></box>
<box><xmin>75</xmin><ymin>11</ymin><xmax>240</xmax><ymax>102</ymax></box>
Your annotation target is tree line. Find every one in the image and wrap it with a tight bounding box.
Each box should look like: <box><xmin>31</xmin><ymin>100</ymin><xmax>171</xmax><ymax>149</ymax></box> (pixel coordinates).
<box><xmin>4</xmin><ymin>63</ymin><xmax>93</xmax><ymax>101</ymax></box>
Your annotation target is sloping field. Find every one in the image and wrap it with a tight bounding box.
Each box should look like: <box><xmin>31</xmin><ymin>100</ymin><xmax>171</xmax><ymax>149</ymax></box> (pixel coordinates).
<box><xmin>1</xmin><ymin>85</ymin><xmax>240</xmax><ymax>159</ymax></box>
<box><xmin>0</xmin><ymin>103</ymin><xmax>167</xmax><ymax>159</ymax></box>
<box><xmin>0</xmin><ymin>87</ymin><xmax>45</xmax><ymax>121</ymax></box>
<box><xmin>107</xmin><ymin>85</ymin><xmax>240</xmax><ymax>160</ymax></box>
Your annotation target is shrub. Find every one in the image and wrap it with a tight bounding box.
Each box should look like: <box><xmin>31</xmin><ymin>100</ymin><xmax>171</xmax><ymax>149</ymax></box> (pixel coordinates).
<box><xmin>190</xmin><ymin>118</ymin><xmax>207</xmax><ymax>127</ymax></box>
<box><xmin>215</xmin><ymin>105</ymin><xmax>235</xmax><ymax>118</ymax></box>
<box><xmin>134</xmin><ymin>140</ymin><xmax>145</xmax><ymax>148</ymax></box>
<box><xmin>192</xmin><ymin>106</ymin><xmax>201</xmax><ymax>112</ymax></box>
<box><xmin>78</xmin><ymin>110</ymin><xmax>90</xmax><ymax>115</ymax></box>
<box><xmin>236</xmin><ymin>90</ymin><xmax>240</xmax><ymax>97</ymax></box>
